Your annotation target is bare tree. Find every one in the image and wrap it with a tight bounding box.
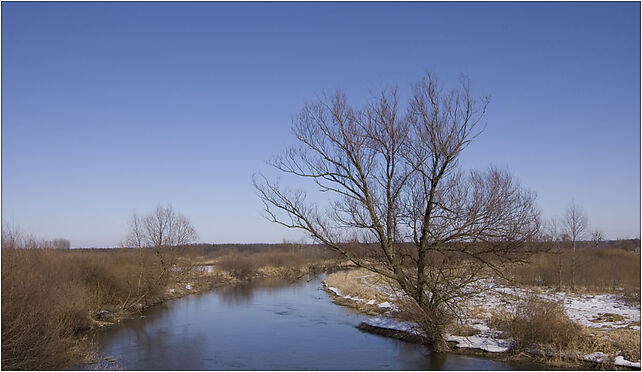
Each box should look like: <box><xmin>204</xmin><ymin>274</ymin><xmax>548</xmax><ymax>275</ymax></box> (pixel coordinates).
<box><xmin>591</xmin><ymin>230</ymin><xmax>603</xmax><ymax>248</ymax></box>
<box><xmin>254</xmin><ymin>74</ymin><xmax>540</xmax><ymax>350</ymax></box>
<box><xmin>1</xmin><ymin>225</ymin><xmax>70</xmax><ymax>250</ymax></box>
<box><xmin>1</xmin><ymin>224</ymin><xmax>23</xmax><ymax>249</ymax></box>
<box><xmin>125</xmin><ymin>212</ymin><xmax>145</xmax><ymax>249</ymax></box>
<box><xmin>124</xmin><ymin>205</ymin><xmax>198</xmax><ymax>252</ymax></box>
<box><xmin>563</xmin><ymin>200</ymin><xmax>588</xmax><ymax>291</ymax></box>
<box><xmin>122</xmin><ymin>205</ymin><xmax>198</xmax><ymax>309</ymax></box>
<box><xmin>543</xmin><ymin>216</ymin><xmax>564</xmax><ymax>289</ymax></box>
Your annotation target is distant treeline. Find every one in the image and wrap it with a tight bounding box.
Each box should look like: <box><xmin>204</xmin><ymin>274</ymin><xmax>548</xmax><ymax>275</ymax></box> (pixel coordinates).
<box><xmin>74</xmin><ymin>242</ymin><xmax>343</xmax><ymax>260</ymax></box>
<box><xmin>71</xmin><ymin>239</ymin><xmax>640</xmax><ymax>254</ymax></box>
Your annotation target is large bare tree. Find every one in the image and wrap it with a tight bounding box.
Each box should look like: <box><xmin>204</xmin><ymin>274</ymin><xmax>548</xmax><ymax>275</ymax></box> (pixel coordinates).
<box><xmin>563</xmin><ymin>200</ymin><xmax>588</xmax><ymax>291</ymax></box>
<box><xmin>254</xmin><ymin>74</ymin><xmax>540</xmax><ymax>350</ymax></box>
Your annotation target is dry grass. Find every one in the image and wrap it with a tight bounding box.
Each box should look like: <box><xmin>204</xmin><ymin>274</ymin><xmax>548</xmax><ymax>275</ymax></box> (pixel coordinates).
<box><xmin>2</xmin><ymin>238</ymin><xmax>342</xmax><ymax>370</ymax></box>
<box><xmin>324</xmin><ymin>268</ymin><xmax>394</xmax><ymax>303</ymax></box>
<box><xmin>1</xmin><ymin>247</ymin><xmax>198</xmax><ymax>370</ymax></box>
<box><xmin>489</xmin><ymin>295</ymin><xmax>641</xmax><ymax>365</ymax></box>
<box><xmin>507</xmin><ymin>248</ymin><xmax>640</xmax><ymax>301</ymax></box>
<box><xmin>501</xmin><ymin>297</ymin><xmax>586</xmax><ymax>352</ymax></box>
<box><xmin>216</xmin><ymin>250</ymin><xmax>337</xmax><ymax>280</ymax></box>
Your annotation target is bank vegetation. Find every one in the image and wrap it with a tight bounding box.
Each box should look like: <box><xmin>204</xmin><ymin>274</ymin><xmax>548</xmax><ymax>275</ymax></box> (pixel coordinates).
<box><xmin>1</xmin><ymin>223</ymin><xmax>341</xmax><ymax>370</ymax></box>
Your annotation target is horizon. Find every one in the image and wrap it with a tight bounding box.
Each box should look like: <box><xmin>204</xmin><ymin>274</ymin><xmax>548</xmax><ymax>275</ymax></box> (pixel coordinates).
<box><xmin>2</xmin><ymin>2</ymin><xmax>640</xmax><ymax>247</ymax></box>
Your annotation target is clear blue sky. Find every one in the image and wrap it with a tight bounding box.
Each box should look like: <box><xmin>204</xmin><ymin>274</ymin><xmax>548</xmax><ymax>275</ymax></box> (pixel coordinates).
<box><xmin>2</xmin><ymin>2</ymin><xmax>639</xmax><ymax>247</ymax></box>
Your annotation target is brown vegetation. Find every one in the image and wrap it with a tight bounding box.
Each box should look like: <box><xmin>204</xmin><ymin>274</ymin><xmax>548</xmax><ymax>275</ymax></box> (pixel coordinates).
<box><xmin>507</xmin><ymin>247</ymin><xmax>640</xmax><ymax>301</ymax></box>
<box><xmin>216</xmin><ymin>249</ymin><xmax>340</xmax><ymax>280</ymax></box>
<box><xmin>489</xmin><ymin>295</ymin><xmax>640</xmax><ymax>366</ymax></box>
<box><xmin>491</xmin><ymin>297</ymin><xmax>585</xmax><ymax>352</ymax></box>
<box><xmin>1</xmin><ymin>240</ymin><xmax>341</xmax><ymax>370</ymax></box>
<box><xmin>1</xmin><ymin>247</ymin><xmax>201</xmax><ymax>370</ymax></box>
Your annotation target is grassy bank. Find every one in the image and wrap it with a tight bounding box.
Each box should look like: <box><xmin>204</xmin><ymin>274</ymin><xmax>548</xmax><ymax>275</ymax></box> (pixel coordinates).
<box><xmin>1</xmin><ymin>245</ymin><xmax>342</xmax><ymax>370</ymax></box>
<box><xmin>323</xmin><ymin>265</ymin><xmax>640</xmax><ymax>369</ymax></box>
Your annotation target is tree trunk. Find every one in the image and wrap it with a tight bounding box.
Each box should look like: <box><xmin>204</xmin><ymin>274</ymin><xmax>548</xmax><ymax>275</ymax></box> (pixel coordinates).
<box><xmin>428</xmin><ymin>330</ymin><xmax>450</xmax><ymax>352</ymax></box>
<box><xmin>416</xmin><ymin>250</ymin><xmax>426</xmax><ymax>304</ymax></box>
<box><xmin>571</xmin><ymin>241</ymin><xmax>576</xmax><ymax>291</ymax></box>
<box><xmin>557</xmin><ymin>254</ymin><xmax>562</xmax><ymax>290</ymax></box>
<box><xmin>416</xmin><ymin>301</ymin><xmax>450</xmax><ymax>352</ymax></box>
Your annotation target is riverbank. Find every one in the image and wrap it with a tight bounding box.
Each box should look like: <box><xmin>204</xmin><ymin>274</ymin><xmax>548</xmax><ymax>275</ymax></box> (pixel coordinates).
<box><xmin>92</xmin><ymin>273</ymin><xmax>513</xmax><ymax>370</ymax></box>
<box><xmin>322</xmin><ymin>268</ymin><xmax>641</xmax><ymax>370</ymax></box>
<box><xmin>1</xmin><ymin>246</ymin><xmax>344</xmax><ymax>370</ymax></box>
<box><xmin>87</xmin><ymin>257</ymin><xmax>349</xmax><ymax>366</ymax></box>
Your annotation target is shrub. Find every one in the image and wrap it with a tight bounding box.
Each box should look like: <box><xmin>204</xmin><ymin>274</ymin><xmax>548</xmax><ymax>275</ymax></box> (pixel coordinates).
<box><xmin>216</xmin><ymin>250</ymin><xmax>309</xmax><ymax>279</ymax></box>
<box><xmin>1</xmin><ymin>247</ymin><xmax>184</xmax><ymax>370</ymax></box>
<box><xmin>492</xmin><ymin>296</ymin><xmax>586</xmax><ymax>352</ymax></box>
<box><xmin>217</xmin><ymin>254</ymin><xmax>258</xmax><ymax>279</ymax></box>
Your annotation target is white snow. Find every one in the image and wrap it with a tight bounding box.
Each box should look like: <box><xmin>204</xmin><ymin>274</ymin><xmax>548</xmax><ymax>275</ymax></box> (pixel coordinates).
<box><xmin>324</xmin><ymin>274</ymin><xmax>640</xmax><ymax>366</ymax></box>
<box><xmin>185</xmin><ymin>284</ymin><xmax>192</xmax><ymax>290</ymax></box>
<box><xmin>326</xmin><ymin>286</ymin><xmax>342</xmax><ymax>296</ymax></box>
<box><xmin>464</xmin><ymin>279</ymin><xmax>640</xmax><ymax>331</ymax></box>
<box><xmin>582</xmin><ymin>353</ymin><xmax>641</xmax><ymax>368</ymax></box>
<box><xmin>615</xmin><ymin>355</ymin><xmax>641</xmax><ymax>368</ymax></box>
<box><xmin>445</xmin><ymin>334</ymin><xmax>514</xmax><ymax>353</ymax></box>
<box><xmin>325</xmin><ymin>283</ymin><xmax>396</xmax><ymax>308</ymax></box>
<box><xmin>583</xmin><ymin>352</ymin><xmax>608</xmax><ymax>363</ymax></box>
<box><xmin>542</xmin><ymin>292</ymin><xmax>640</xmax><ymax>330</ymax></box>
<box><xmin>363</xmin><ymin>316</ymin><xmax>422</xmax><ymax>335</ymax></box>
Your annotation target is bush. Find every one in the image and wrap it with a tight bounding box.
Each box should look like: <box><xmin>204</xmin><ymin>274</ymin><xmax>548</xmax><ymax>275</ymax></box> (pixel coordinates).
<box><xmin>491</xmin><ymin>296</ymin><xmax>586</xmax><ymax>352</ymax></box>
<box><xmin>216</xmin><ymin>250</ymin><xmax>308</xmax><ymax>279</ymax></box>
<box><xmin>1</xmin><ymin>247</ymin><xmax>183</xmax><ymax>370</ymax></box>
<box><xmin>217</xmin><ymin>254</ymin><xmax>258</xmax><ymax>279</ymax></box>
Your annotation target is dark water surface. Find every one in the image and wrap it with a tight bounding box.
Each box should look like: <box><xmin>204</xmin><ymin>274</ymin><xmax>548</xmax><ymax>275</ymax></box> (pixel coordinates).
<box><xmin>89</xmin><ymin>275</ymin><xmax>542</xmax><ymax>370</ymax></box>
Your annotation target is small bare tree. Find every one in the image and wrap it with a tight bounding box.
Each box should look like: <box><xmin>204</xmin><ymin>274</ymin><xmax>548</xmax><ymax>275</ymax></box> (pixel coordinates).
<box><xmin>591</xmin><ymin>230</ymin><xmax>603</xmax><ymax>248</ymax></box>
<box><xmin>1</xmin><ymin>224</ymin><xmax>24</xmax><ymax>249</ymax></box>
<box><xmin>125</xmin><ymin>205</ymin><xmax>198</xmax><ymax>252</ymax></box>
<box><xmin>543</xmin><ymin>216</ymin><xmax>564</xmax><ymax>289</ymax></box>
<box><xmin>255</xmin><ymin>74</ymin><xmax>540</xmax><ymax>350</ymax></box>
<box><xmin>122</xmin><ymin>205</ymin><xmax>198</xmax><ymax>309</ymax></box>
<box><xmin>563</xmin><ymin>200</ymin><xmax>588</xmax><ymax>291</ymax></box>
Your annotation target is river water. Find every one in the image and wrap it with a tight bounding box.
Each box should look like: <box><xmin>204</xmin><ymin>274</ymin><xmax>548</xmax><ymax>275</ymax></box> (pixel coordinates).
<box><xmin>89</xmin><ymin>275</ymin><xmax>542</xmax><ymax>370</ymax></box>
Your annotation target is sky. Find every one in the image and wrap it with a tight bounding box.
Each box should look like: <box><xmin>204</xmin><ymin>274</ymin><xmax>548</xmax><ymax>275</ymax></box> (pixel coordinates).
<box><xmin>1</xmin><ymin>2</ymin><xmax>640</xmax><ymax>247</ymax></box>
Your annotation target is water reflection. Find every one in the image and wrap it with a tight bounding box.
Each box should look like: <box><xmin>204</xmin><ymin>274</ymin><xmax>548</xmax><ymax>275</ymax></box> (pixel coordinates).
<box><xmin>90</xmin><ymin>275</ymin><xmax>543</xmax><ymax>370</ymax></box>
<box><xmin>215</xmin><ymin>277</ymin><xmax>315</xmax><ymax>306</ymax></box>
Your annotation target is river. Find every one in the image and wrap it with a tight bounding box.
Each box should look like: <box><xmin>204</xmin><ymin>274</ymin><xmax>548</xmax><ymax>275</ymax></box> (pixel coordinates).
<box><xmin>88</xmin><ymin>274</ymin><xmax>545</xmax><ymax>370</ymax></box>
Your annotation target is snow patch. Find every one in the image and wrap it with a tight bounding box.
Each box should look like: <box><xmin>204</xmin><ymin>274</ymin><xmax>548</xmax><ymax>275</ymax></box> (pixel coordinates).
<box><xmin>378</xmin><ymin>301</ymin><xmax>393</xmax><ymax>308</ymax></box>
<box><xmin>363</xmin><ymin>316</ymin><xmax>422</xmax><ymax>335</ymax></box>
<box><xmin>614</xmin><ymin>356</ymin><xmax>641</xmax><ymax>368</ymax></box>
<box><xmin>326</xmin><ymin>286</ymin><xmax>342</xmax><ymax>296</ymax></box>
<box><xmin>583</xmin><ymin>352</ymin><xmax>608</xmax><ymax>363</ymax></box>
<box><xmin>445</xmin><ymin>334</ymin><xmax>514</xmax><ymax>353</ymax></box>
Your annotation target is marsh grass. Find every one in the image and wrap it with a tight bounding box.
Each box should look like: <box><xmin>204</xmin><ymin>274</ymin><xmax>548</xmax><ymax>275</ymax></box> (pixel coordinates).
<box><xmin>324</xmin><ymin>269</ymin><xmax>393</xmax><ymax>302</ymax></box>
<box><xmin>216</xmin><ymin>250</ymin><xmax>339</xmax><ymax>280</ymax></box>
<box><xmin>507</xmin><ymin>248</ymin><xmax>640</xmax><ymax>300</ymax></box>
<box><xmin>1</xmin><ymin>247</ymin><xmax>197</xmax><ymax>370</ymax></box>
